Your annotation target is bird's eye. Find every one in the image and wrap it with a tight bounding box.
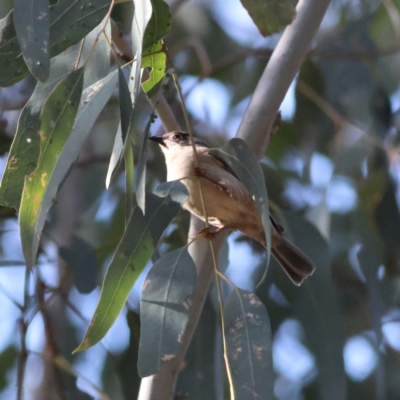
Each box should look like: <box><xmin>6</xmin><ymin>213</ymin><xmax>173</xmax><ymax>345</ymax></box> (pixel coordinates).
<box><xmin>172</xmin><ymin>134</ymin><xmax>181</xmax><ymax>140</ymax></box>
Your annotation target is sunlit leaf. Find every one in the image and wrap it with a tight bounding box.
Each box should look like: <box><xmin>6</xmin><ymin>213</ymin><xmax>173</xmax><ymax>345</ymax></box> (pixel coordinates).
<box><xmin>134</xmin><ymin>132</ymin><xmax>148</xmax><ymax>214</ymax></box>
<box><xmin>225</xmin><ymin>288</ymin><xmax>273</xmax><ymax>400</ymax></box>
<box><xmin>138</xmin><ymin>246</ymin><xmax>196</xmax><ymax>377</ymax></box>
<box><xmin>105</xmin><ymin>124</ymin><xmax>123</xmax><ymax>189</ymax></box>
<box><xmin>240</xmin><ymin>0</ymin><xmax>298</xmax><ymax>37</ymax></box>
<box><xmin>13</xmin><ymin>0</ymin><xmax>50</xmax><ymax>82</ymax></box>
<box><xmin>74</xmin><ymin>192</ymin><xmax>181</xmax><ymax>352</ymax></box>
<box><xmin>19</xmin><ymin>67</ymin><xmax>84</xmax><ymax>268</ymax></box>
<box><xmin>141</xmin><ymin>41</ymin><xmax>166</xmax><ymax>93</ymax></box>
<box><xmin>0</xmin><ymin>44</ymin><xmax>80</xmax><ymax>209</ymax></box>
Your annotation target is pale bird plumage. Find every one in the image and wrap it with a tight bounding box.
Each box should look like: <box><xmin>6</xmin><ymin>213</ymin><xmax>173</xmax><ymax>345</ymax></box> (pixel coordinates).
<box><xmin>149</xmin><ymin>131</ymin><xmax>315</xmax><ymax>285</ymax></box>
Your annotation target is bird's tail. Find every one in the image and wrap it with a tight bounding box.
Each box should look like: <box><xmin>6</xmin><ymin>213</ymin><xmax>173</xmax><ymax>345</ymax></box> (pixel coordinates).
<box><xmin>271</xmin><ymin>234</ymin><xmax>315</xmax><ymax>286</ymax></box>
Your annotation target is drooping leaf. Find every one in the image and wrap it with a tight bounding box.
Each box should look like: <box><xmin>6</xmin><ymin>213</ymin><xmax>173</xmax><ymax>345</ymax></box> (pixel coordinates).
<box><xmin>142</xmin><ymin>0</ymin><xmax>171</xmax><ymax>53</ymax></box>
<box><xmin>138</xmin><ymin>246</ymin><xmax>197</xmax><ymax>377</ymax></box>
<box><xmin>74</xmin><ymin>192</ymin><xmax>181</xmax><ymax>352</ymax></box>
<box><xmin>141</xmin><ymin>41</ymin><xmax>166</xmax><ymax>93</ymax></box>
<box><xmin>0</xmin><ymin>1</ymin><xmax>110</xmax><ymax>87</ymax></box>
<box><xmin>105</xmin><ymin>124</ymin><xmax>123</xmax><ymax>189</ymax></box>
<box><xmin>125</xmin><ymin>140</ymin><xmax>135</xmax><ymax>222</ymax></box>
<box><xmin>104</xmin><ymin>0</ymin><xmax>152</xmax><ymax>189</ymax></box>
<box><xmin>13</xmin><ymin>0</ymin><xmax>50</xmax><ymax>82</ymax></box>
<box><xmin>175</xmin><ymin>298</ymin><xmax>218</xmax><ymax>400</ymax></box>
<box><xmin>134</xmin><ymin>132</ymin><xmax>148</xmax><ymax>214</ymax></box>
<box><xmin>19</xmin><ymin>67</ymin><xmax>84</xmax><ymax>268</ymax></box>
<box><xmin>118</xmin><ymin>66</ymin><xmax>133</xmax><ymax>143</ymax></box>
<box><xmin>0</xmin><ymin>10</ymin><xmax>30</xmax><ymax>86</ymax></box>
<box><xmin>240</xmin><ymin>0</ymin><xmax>298</xmax><ymax>37</ymax></box>
<box><xmin>224</xmin><ymin>288</ymin><xmax>273</xmax><ymax>400</ymax></box>
<box><xmin>59</xmin><ymin>235</ymin><xmax>97</xmax><ymax>294</ymax></box>
<box><xmin>0</xmin><ymin>44</ymin><xmax>80</xmax><ymax>209</ymax></box>
<box><xmin>211</xmin><ymin>139</ymin><xmax>271</xmax><ymax>267</ymax></box>
<box><xmin>81</xmin><ymin>18</ymin><xmax>111</xmax><ymax>89</ymax></box>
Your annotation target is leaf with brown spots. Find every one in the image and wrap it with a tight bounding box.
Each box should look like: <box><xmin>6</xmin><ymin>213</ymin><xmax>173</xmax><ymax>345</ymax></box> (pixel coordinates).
<box><xmin>225</xmin><ymin>288</ymin><xmax>273</xmax><ymax>400</ymax></box>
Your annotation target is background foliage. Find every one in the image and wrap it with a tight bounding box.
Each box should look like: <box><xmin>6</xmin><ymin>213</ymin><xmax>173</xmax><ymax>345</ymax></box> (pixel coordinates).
<box><xmin>0</xmin><ymin>0</ymin><xmax>400</xmax><ymax>399</ymax></box>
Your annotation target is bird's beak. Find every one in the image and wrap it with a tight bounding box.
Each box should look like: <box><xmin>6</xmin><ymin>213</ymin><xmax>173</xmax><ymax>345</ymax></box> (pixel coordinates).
<box><xmin>148</xmin><ymin>135</ymin><xmax>167</xmax><ymax>148</ymax></box>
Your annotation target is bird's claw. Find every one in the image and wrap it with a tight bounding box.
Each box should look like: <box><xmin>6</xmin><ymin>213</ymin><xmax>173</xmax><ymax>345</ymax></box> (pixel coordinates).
<box><xmin>193</xmin><ymin>166</ymin><xmax>207</xmax><ymax>178</ymax></box>
<box><xmin>198</xmin><ymin>227</ymin><xmax>218</xmax><ymax>240</ymax></box>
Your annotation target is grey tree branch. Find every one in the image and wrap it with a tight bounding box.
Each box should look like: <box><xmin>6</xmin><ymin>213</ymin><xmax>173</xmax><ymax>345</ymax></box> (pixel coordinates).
<box><xmin>236</xmin><ymin>0</ymin><xmax>331</xmax><ymax>157</ymax></box>
<box><xmin>139</xmin><ymin>0</ymin><xmax>330</xmax><ymax>398</ymax></box>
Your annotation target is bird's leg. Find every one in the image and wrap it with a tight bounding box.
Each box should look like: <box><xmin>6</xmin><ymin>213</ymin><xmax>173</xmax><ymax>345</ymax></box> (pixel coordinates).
<box><xmin>198</xmin><ymin>225</ymin><xmax>230</xmax><ymax>240</ymax></box>
<box><xmin>193</xmin><ymin>167</ymin><xmax>231</xmax><ymax>196</ymax></box>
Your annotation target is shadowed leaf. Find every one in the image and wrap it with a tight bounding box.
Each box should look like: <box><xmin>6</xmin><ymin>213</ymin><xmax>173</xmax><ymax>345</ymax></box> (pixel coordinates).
<box><xmin>138</xmin><ymin>246</ymin><xmax>196</xmax><ymax>377</ymax></box>
<box><xmin>74</xmin><ymin>192</ymin><xmax>181</xmax><ymax>352</ymax></box>
<box><xmin>240</xmin><ymin>0</ymin><xmax>298</xmax><ymax>37</ymax></box>
<box><xmin>59</xmin><ymin>235</ymin><xmax>97</xmax><ymax>294</ymax></box>
<box><xmin>0</xmin><ymin>44</ymin><xmax>80</xmax><ymax>209</ymax></box>
<box><xmin>19</xmin><ymin>67</ymin><xmax>84</xmax><ymax>268</ymax></box>
<box><xmin>13</xmin><ymin>0</ymin><xmax>50</xmax><ymax>81</ymax></box>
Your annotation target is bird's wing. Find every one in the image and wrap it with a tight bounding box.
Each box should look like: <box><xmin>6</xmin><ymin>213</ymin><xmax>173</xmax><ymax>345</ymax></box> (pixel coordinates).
<box><xmin>197</xmin><ymin>151</ymin><xmax>255</xmax><ymax>207</ymax></box>
<box><xmin>207</xmin><ymin>150</ymin><xmax>240</xmax><ymax>180</ymax></box>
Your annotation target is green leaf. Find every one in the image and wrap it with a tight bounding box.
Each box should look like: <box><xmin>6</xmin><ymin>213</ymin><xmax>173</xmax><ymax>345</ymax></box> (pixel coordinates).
<box><xmin>138</xmin><ymin>246</ymin><xmax>197</xmax><ymax>377</ymax></box>
<box><xmin>0</xmin><ymin>1</ymin><xmax>111</xmax><ymax>87</ymax></box>
<box><xmin>0</xmin><ymin>10</ymin><xmax>30</xmax><ymax>87</ymax></box>
<box><xmin>211</xmin><ymin>139</ymin><xmax>271</xmax><ymax>266</ymax></box>
<box><xmin>0</xmin><ymin>345</ymin><xmax>18</xmax><ymax>391</ymax></box>
<box><xmin>59</xmin><ymin>235</ymin><xmax>97</xmax><ymax>294</ymax></box>
<box><xmin>141</xmin><ymin>41</ymin><xmax>166</xmax><ymax>93</ymax></box>
<box><xmin>142</xmin><ymin>0</ymin><xmax>171</xmax><ymax>53</ymax></box>
<box><xmin>0</xmin><ymin>44</ymin><xmax>81</xmax><ymax>209</ymax></box>
<box><xmin>13</xmin><ymin>0</ymin><xmax>50</xmax><ymax>82</ymax></box>
<box><xmin>19</xmin><ymin>67</ymin><xmax>84</xmax><ymax>268</ymax></box>
<box><xmin>240</xmin><ymin>0</ymin><xmax>298</xmax><ymax>37</ymax></box>
<box><xmin>74</xmin><ymin>192</ymin><xmax>180</xmax><ymax>352</ymax></box>
<box><xmin>105</xmin><ymin>124</ymin><xmax>123</xmax><ymax>189</ymax></box>
<box><xmin>224</xmin><ymin>288</ymin><xmax>273</xmax><ymax>400</ymax></box>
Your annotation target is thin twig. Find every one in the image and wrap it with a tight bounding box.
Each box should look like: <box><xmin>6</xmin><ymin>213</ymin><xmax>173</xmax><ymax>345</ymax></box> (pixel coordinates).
<box><xmin>17</xmin><ymin>268</ymin><xmax>30</xmax><ymax>400</ymax></box>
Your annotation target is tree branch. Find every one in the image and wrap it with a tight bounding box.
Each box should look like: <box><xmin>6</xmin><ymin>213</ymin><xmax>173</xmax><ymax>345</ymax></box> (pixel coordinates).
<box><xmin>236</xmin><ymin>0</ymin><xmax>331</xmax><ymax>157</ymax></box>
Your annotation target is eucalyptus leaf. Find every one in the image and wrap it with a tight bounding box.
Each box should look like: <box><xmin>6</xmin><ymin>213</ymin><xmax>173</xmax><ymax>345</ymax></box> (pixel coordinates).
<box><xmin>225</xmin><ymin>288</ymin><xmax>273</xmax><ymax>400</ymax></box>
<box><xmin>141</xmin><ymin>41</ymin><xmax>166</xmax><ymax>93</ymax></box>
<box><xmin>142</xmin><ymin>0</ymin><xmax>171</xmax><ymax>53</ymax></box>
<box><xmin>19</xmin><ymin>67</ymin><xmax>84</xmax><ymax>268</ymax></box>
<box><xmin>0</xmin><ymin>44</ymin><xmax>80</xmax><ymax>209</ymax></box>
<box><xmin>138</xmin><ymin>246</ymin><xmax>197</xmax><ymax>377</ymax></box>
<box><xmin>59</xmin><ymin>235</ymin><xmax>97</xmax><ymax>294</ymax></box>
<box><xmin>74</xmin><ymin>192</ymin><xmax>180</xmax><ymax>352</ymax></box>
<box><xmin>154</xmin><ymin>180</ymin><xmax>188</xmax><ymax>206</ymax></box>
<box><xmin>13</xmin><ymin>0</ymin><xmax>50</xmax><ymax>82</ymax></box>
<box><xmin>0</xmin><ymin>1</ymin><xmax>110</xmax><ymax>87</ymax></box>
<box><xmin>81</xmin><ymin>18</ymin><xmax>111</xmax><ymax>89</ymax></box>
<box><xmin>240</xmin><ymin>0</ymin><xmax>298</xmax><ymax>37</ymax></box>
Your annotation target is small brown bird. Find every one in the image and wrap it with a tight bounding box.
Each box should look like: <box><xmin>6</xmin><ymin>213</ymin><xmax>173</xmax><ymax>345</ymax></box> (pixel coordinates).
<box><xmin>149</xmin><ymin>131</ymin><xmax>315</xmax><ymax>285</ymax></box>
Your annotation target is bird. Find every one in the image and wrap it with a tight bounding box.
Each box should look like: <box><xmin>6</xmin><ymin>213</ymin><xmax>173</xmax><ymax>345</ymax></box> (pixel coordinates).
<box><xmin>149</xmin><ymin>131</ymin><xmax>315</xmax><ymax>285</ymax></box>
